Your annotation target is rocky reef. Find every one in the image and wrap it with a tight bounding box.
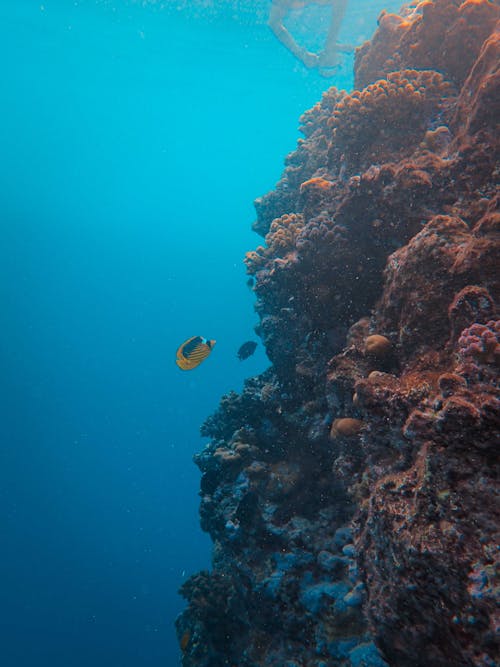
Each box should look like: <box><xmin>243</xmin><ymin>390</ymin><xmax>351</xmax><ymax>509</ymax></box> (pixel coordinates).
<box><xmin>176</xmin><ymin>2</ymin><xmax>499</xmax><ymax>666</ymax></box>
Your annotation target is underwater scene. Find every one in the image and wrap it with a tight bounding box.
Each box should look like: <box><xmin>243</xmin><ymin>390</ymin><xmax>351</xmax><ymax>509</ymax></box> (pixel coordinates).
<box><xmin>1</xmin><ymin>1</ymin><xmax>499</xmax><ymax>666</ymax></box>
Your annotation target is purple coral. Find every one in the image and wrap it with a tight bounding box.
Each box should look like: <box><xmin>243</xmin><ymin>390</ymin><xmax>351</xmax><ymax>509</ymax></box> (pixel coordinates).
<box><xmin>457</xmin><ymin>319</ymin><xmax>500</xmax><ymax>365</ymax></box>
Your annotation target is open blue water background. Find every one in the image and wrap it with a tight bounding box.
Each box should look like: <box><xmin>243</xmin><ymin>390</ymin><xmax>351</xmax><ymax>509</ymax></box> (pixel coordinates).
<box><xmin>0</xmin><ymin>1</ymin><xmax>400</xmax><ymax>664</ymax></box>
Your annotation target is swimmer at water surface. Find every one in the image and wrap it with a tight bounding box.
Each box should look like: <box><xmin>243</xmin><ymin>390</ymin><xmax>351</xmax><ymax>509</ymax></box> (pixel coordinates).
<box><xmin>268</xmin><ymin>0</ymin><xmax>350</xmax><ymax>73</ymax></box>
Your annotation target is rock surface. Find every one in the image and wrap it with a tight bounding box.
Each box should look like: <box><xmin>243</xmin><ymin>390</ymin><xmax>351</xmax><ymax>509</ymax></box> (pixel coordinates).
<box><xmin>177</xmin><ymin>2</ymin><xmax>500</xmax><ymax>665</ymax></box>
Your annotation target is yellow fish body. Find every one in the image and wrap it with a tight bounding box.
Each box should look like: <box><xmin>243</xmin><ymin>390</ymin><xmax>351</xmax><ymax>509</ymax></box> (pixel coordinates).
<box><xmin>175</xmin><ymin>336</ymin><xmax>216</xmax><ymax>370</ymax></box>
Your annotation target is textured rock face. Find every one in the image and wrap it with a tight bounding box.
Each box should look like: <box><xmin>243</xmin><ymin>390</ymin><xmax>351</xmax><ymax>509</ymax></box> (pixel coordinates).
<box><xmin>177</xmin><ymin>2</ymin><xmax>500</xmax><ymax>666</ymax></box>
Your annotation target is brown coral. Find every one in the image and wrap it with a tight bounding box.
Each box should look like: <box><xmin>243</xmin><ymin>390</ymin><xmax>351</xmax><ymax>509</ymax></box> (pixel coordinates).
<box><xmin>330</xmin><ymin>417</ymin><xmax>364</xmax><ymax>439</ymax></box>
<box><xmin>364</xmin><ymin>335</ymin><xmax>392</xmax><ymax>359</ymax></box>
<box><xmin>244</xmin><ymin>213</ymin><xmax>305</xmax><ymax>275</ymax></box>
<box><xmin>355</xmin><ymin>0</ymin><xmax>500</xmax><ymax>90</ymax></box>
<box><xmin>451</xmin><ymin>22</ymin><xmax>500</xmax><ymax>143</ymax></box>
<box><xmin>375</xmin><ymin>214</ymin><xmax>500</xmax><ymax>360</ymax></box>
<box><xmin>253</xmin><ymin>88</ymin><xmax>345</xmax><ymax>236</ymax></box>
<box><xmin>328</xmin><ymin>70</ymin><xmax>455</xmax><ymax>172</ymax></box>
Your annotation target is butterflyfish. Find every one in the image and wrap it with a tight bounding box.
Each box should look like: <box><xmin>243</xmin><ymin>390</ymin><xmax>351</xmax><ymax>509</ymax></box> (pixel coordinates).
<box><xmin>237</xmin><ymin>340</ymin><xmax>258</xmax><ymax>361</ymax></box>
<box><xmin>176</xmin><ymin>336</ymin><xmax>216</xmax><ymax>370</ymax></box>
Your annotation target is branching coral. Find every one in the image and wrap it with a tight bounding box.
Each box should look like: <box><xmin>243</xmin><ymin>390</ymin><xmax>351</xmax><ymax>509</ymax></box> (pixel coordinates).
<box><xmin>299</xmin><ymin>86</ymin><xmax>346</xmax><ymax>139</ymax></box>
<box><xmin>328</xmin><ymin>70</ymin><xmax>455</xmax><ymax>172</ymax></box>
<box><xmin>244</xmin><ymin>213</ymin><xmax>305</xmax><ymax>275</ymax></box>
<box><xmin>254</xmin><ymin>88</ymin><xmax>345</xmax><ymax>236</ymax></box>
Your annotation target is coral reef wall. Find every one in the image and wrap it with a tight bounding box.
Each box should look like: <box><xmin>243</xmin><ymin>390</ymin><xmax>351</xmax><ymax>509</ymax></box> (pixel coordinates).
<box><xmin>177</xmin><ymin>2</ymin><xmax>500</xmax><ymax>666</ymax></box>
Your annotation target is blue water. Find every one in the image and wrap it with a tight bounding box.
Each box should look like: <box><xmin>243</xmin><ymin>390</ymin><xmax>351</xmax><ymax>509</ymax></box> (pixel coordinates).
<box><xmin>1</xmin><ymin>1</ymin><xmax>400</xmax><ymax>664</ymax></box>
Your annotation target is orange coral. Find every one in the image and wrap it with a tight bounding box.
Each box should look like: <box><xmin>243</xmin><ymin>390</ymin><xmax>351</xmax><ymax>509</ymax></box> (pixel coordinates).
<box><xmin>299</xmin><ymin>177</ymin><xmax>332</xmax><ymax>193</ymax></box>
<box><xmin>330</xmin><ymin>417</ymin><xmax>364</xmax><ymax>439</ymax></box>
<box><xmin>299</xmin><ymin>86</ymin><xmax>346</xmax><ymax>138</ymax></box>
<box><xmin>364</xmin><ymin>334</ymin><xmax>392</xmax><ymax>358</ymax></box>
<box><xmin>243</xmin><ymin>246</ymin><xmax>267</xmax><ymax>275</ymax></box>
<box><xmin>328</xmin><ymin>70</ymin><xmax>454</xmax><ymax>170</ymax></box>
<box><xmin>421</xmin><ymin>125</ymin><xmax>452</xmax><ymax>155</ymax></box>
<box><xmin>451</xmin><ymin>26</ymin><xmax>500</xmax><ymax>145</ymax></box>
<box><xmin>244</xmin><ymin>213</ymin><xmax>304</xmax><ymax>275</ymax></box>
<box><xmin>355</xmin><ymin>0</ymin><xmax>500</xmax><ymax>89</ymax></box>
<box><xmin>254</xmin><ymin>88</ymin><xmax>345</xmax><ymax>237</ymax></box>
<box><xmin>180</xmin><ymin>630</ymin><xmax>191</xmax><ymax>651</ymax></box>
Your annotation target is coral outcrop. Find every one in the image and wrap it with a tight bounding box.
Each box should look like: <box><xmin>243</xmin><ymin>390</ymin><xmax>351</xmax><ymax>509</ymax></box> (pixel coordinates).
<box><xmin>177</xmin><ymin>2</ymin><xmax>500</xmax><ymax>666</ymax></box>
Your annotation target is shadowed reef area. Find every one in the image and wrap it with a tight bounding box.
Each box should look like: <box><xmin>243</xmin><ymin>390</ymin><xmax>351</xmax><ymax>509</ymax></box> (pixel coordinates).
<box><xmin>176</xmin><ymin>1</ymin><xmax>500</xmax><ymax>665</ymax></box>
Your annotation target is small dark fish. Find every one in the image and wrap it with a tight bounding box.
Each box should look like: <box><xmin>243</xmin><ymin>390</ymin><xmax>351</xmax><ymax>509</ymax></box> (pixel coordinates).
<box><xmin>237</xmin><ymin>340</ymin><xmax>258</xmax><ymax>361</ymax></box>
<box><xmin>246</xmin><ymin>277</ymin><xmax>255</xmax><ymax>290</ymax></box>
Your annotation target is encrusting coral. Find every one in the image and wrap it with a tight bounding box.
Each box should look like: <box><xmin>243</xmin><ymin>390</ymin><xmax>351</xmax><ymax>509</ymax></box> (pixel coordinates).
<box><xmin>355</xmin><ymin>0</ymin><xmax>500</xmax><ymax>90</ymax></box>
<box><xmin>253</xmin><ymin>87</ymin><xmax>345</xmax><ymax>236</ymax></box>
<box><xmin>177</xmin><ymin>2</ymin><xmax>500</xmax><ymax>666</ymax></box>
<box><xmin>328</xmin><ymin>69</ymin><xmax>455</xmax><ymax>172</ymax></box>
<box><xmin>244</xmin><ymin>212</ymin><xmax>305</xmax><ymax>275</ymax></box>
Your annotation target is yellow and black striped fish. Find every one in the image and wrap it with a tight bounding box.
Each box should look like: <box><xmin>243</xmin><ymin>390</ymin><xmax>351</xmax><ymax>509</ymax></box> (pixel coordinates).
<box><xmin>175</xmin><ymin>336</ymin><xmax>216</xmax><ymax>371</ymax></box>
